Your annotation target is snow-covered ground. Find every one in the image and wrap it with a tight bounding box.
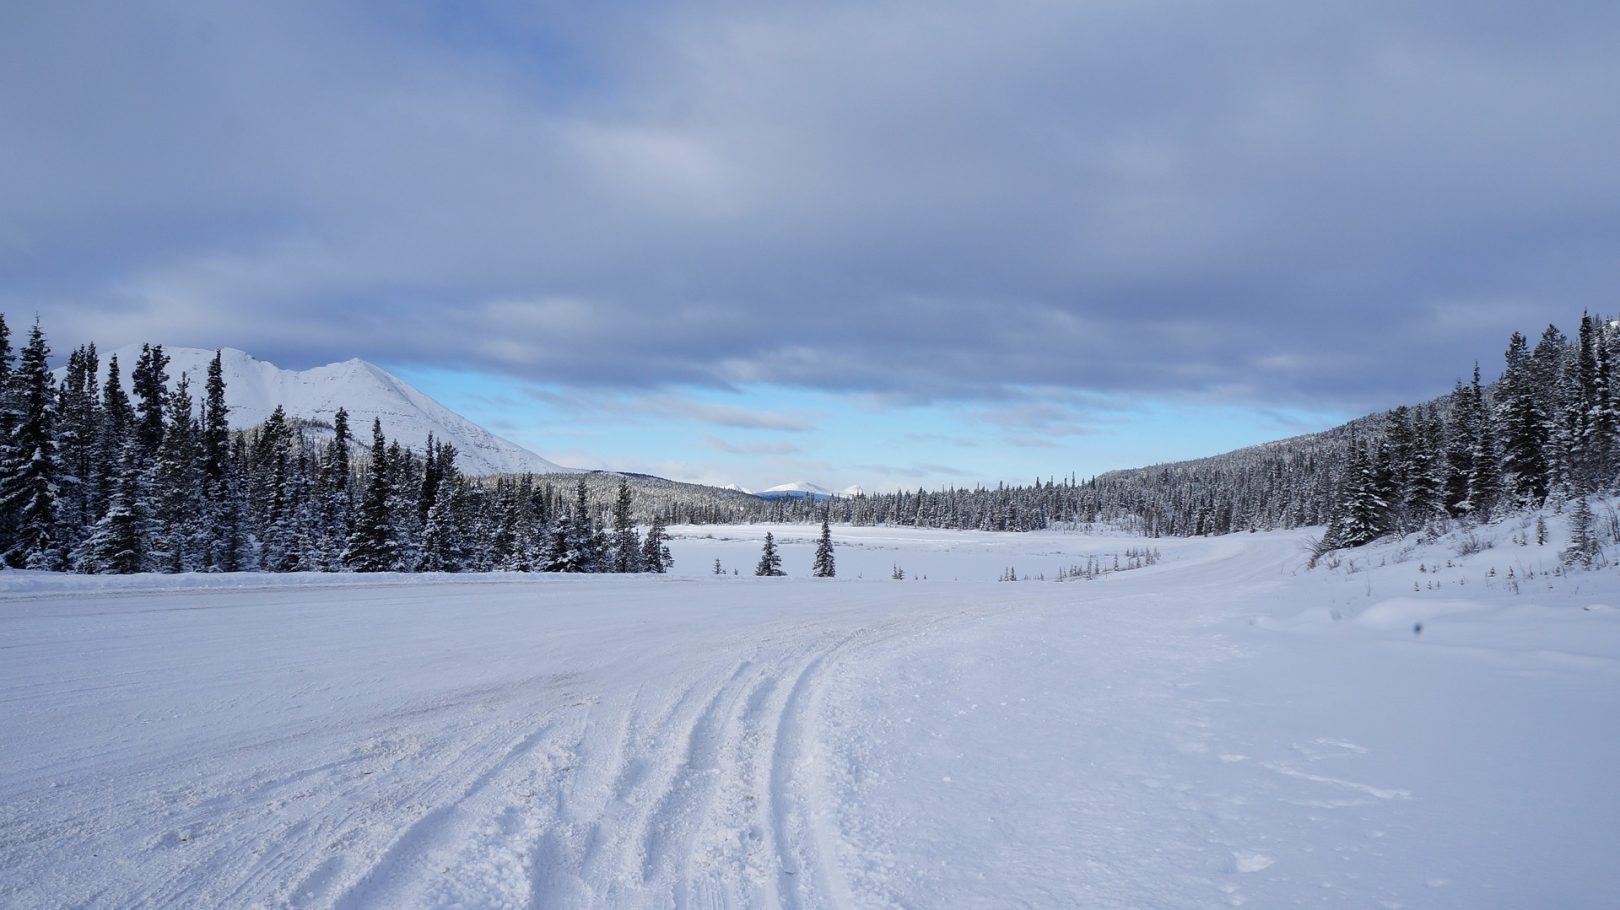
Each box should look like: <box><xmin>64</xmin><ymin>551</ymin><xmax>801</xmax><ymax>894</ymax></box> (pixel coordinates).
<box><xmin>2</xmin><ymin>517</ymin><xmax>1617</xmax><ymax>908</ymax></box>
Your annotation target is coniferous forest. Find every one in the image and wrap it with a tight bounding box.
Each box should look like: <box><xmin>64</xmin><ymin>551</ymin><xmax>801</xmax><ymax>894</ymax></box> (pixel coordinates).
<box><xmin>0</xmin><ymin>315</ymin><xmax>673</xmax><ymax>574</ymax></box>
<box><xmin>1</xmin><ymin>313</ymin><xmax>1616</xmax><ymax>574</ymax></box>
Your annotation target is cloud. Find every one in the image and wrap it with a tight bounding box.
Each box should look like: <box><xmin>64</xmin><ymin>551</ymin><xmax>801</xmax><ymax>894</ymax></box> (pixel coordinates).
<box><xmin>702</xmin><ymin>436</ymin><xmax>803</xmax><ymax>456</ymax></box>
<box><xmin>853</xmin><ymin>463</ymin><xmax>972</xmax><ymax>481</ymax></box>
<box><xmin>9</xmin><ymin>1</ymin><xmax>1620</xmax><ymax>415</ymax></box>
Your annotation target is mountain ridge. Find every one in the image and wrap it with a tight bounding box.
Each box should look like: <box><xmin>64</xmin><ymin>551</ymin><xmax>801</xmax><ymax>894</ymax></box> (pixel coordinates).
<box><xmin>60</xmin><ymin>346</ymin><xmax>574</xmax><ymax>477</ymax></box>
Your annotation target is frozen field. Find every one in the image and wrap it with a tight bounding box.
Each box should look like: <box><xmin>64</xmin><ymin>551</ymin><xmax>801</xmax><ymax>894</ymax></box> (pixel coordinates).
<box><xmin>2</xmin><ymin>520</ymin><xmax>1618</xmax><ymax>908</ymax></box>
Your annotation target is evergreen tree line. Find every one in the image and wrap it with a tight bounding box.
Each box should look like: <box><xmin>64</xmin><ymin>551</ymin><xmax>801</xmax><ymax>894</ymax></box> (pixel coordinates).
<box><xmin>628</xmin><ymin>313</ymin><xmax>1620</xmax><ymax>547</ymax></box>
<box><xmin>1320</xmin><ymin>315</ymin><xmax>1620</xmax><ymax>549</ymax></box>
<box><xmin>0</xmin><ymin>317</ymin><xmax>673</xmax><ymax>575</ymax></box>
<box><xmin>9</xmin><ymin>313</ymin><xmax>1612</xmax><ymax>571</ymax></box>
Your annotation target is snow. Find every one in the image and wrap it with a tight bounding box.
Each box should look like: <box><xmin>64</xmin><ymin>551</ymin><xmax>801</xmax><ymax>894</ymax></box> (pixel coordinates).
<box><xmin>57</xmin><ymin>346</ymin><xmax>573</xmax><ymax>476</ymax></box>
<box><xmin>2</xmin><ymin>517</ymin><xmax>1618</xmax><ymax>908</ymax></box>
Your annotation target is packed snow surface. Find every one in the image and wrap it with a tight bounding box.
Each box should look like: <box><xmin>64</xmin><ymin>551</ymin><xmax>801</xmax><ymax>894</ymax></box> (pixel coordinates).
<box><xmin>3</xmin><ymin>521</ymin><xmax>1618</xmax><ymax>908</ymax></box>
<box><xmin>61</xmin><ymin>346</ymin><xmax>571</xmax><ymax>476</ymax></box>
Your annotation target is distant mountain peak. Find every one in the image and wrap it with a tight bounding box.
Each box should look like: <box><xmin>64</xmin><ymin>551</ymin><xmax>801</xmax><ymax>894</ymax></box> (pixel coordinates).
<box><xmin>64</xmin><ymin>345</ymin><xmax>574</xmax><ymax>477</ymax></box>
<box><xmin>761</xmin><ymin>481</ymin><xmax>833</xmax><ymax>495</ymax></box>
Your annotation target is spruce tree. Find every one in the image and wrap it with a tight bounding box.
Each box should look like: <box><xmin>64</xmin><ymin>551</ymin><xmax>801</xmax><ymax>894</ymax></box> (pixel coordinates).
<box><xmin>253</xmin><ymin>406</ymin><xmax>294</xmax><ymax>571</ymax></box>
<box><xmin>415</xmin><ymin>443</ymin><xmax>465</xmax><ymax>572</ymax></box>
<box><xmin>315</xmin><ymin>407</ymin><xmax>354</xmax><ymax>569</ymax></box>
<box><xmin>1467</xmin><ymin>416</ymin><xmax>1503</xmax><ymax>520</ymax></box>
<box><xmin>152</xmin><ymin>374</ymin><xmax>203</xmax><ymax>572</ymax></box>
<box><xmin>344</xmin><ymin>418</ymin><xmax>399</xmax><ymax>572</ymax></box>
<box><xmin>1405</xmin><ymin>404</ymin><xmax>1447</xmax><ymax>522</ymax></box>
<box><xmin>201</xmin><ymin>350</ymin><xmax>230</xmax><ymax>486</ymax></box>
<box><xmin>812</xmin><ymin>513</ymin><xmax>835</xmax><ymax>577</ymax></box>
<box><xmin>129</xmin><ymin>343</ymin><xmax>169</xmax><ymax>461</ymax></box>
<box><xmin>1498</xmin><ymin>331</ymin><xmax>1548</xmax><ymax>505</ymax></box>
<box><xmin>492</xmin><ymin>488</ymin><xmax>527</xmax><ymax>570</ymax></box>
<box><xmin>1327</xmin><ymin>439</ymin><xmax>1387</xmax><ymax>548</ymax></box>
<box><xmin>416</xmin><ymin>486</ymin><xmax>461</xmax><ymax>572</ymax></box>
<box><xmin>1442</xmin><ymin>379</ymin><xmax>1476</xmax><ymax>516</ymax></box>
<box><xmin>214</xmin><ymin>439</ymin><xmax>251</xmax><ymax>573</ymax></box>
<box><xmin>75</xmin><ymin>448</ymin><xmax>147</xmax><ymax>575</ymax></box>
<box><xmin>755</xmin><ymin>531</ymin><xmax>785</xmax><ymax>576</ymax></box>
<box><xmin>641</xmin><ymin>514</ymin><xmax>672</xmax><ymax>573</ymax></box>
<box><xmin>610</xmin><ymin>476</ymin><xmax>643</xmax><ymax>572</ymax></box>
<box><xmin>1564</xmin><ymin>497</ymin><xmax>1600</xmax><ymax>566</ymax></box>
<box><xmin>53</xmin><ymin>344</ymin><xmax>100</xmax><ymax>556</ymax></box>
<box><xmin>95</xmin><ymin>354</ymin><xmax>133</xmax><ymax>511</ymax></box>
<box><xmin>418</xmin><ymin>432</ymin><xmax>439</xmax><ymax>529</ymax></box>
<box><xmin>0</xmin><ymin>323</ymin><xmax>62</xmax><ymax>568</ymax></box>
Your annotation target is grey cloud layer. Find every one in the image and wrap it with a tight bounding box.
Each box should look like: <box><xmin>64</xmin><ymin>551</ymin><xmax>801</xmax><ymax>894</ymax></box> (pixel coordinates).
<box><xmin>6</xmin><ymin>1</ymin><xmax>1619</xmax><ymax>410</ymax></box>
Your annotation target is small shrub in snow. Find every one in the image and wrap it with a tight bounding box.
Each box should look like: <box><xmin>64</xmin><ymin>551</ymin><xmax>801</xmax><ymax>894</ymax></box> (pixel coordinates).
<box><xmin>1454</xmin><ymin>531</ymin><xmax>1491</xmax><ymax>557</ymax></box>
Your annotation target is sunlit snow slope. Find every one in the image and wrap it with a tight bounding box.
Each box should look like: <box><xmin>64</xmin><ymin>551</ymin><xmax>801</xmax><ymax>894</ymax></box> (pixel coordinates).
<box><xmin>74</xmin><ymin>346</ymin><xmax>572</xmax><ymax>476</ymax></box>
<box><xmin>2</xmin><ymin>523</ymin><xmax>1617</xmax><ymax>908</ymax></box>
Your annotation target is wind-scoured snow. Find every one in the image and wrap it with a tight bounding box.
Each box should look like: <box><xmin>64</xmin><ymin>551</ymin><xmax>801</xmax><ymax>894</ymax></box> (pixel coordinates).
<box><xmin>63</xmin><ymin>346</ymin><xmax>573</xmax><ymax>476</ymax></box>
<box><xmin>2</xmin><ymin>518</ymin><xmax>1617</xmax><ymax>908</ymax></box>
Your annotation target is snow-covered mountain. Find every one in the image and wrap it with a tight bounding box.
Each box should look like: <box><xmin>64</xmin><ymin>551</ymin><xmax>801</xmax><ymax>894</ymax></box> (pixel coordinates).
<box><xmin>757</xmin><ymin>481</ymin><xmax>837</xmax><ymax>501</ymax></box>
<box><xmin>66</xmin><ymin>346</ymin><xmax>573</xmax><ymax>477</ymax></box>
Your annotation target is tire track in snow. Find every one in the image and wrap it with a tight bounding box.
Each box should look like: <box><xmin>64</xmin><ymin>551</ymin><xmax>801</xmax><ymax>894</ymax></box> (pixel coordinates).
<box><xmin>637</xmin><ymin>665</ymin><xmax>765</xmax><ymax>888</ymax></box>
<box><xmin>329</xmin><ymin>720</ymin><xmax>561</xmax><ymax>909</ymax></box>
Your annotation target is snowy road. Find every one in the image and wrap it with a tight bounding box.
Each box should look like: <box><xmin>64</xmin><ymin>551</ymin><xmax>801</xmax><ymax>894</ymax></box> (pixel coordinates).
<box><xmin>2</xmin><ymin>526</ymin><xmax>1617</xmax><ymax>908</ymax></box>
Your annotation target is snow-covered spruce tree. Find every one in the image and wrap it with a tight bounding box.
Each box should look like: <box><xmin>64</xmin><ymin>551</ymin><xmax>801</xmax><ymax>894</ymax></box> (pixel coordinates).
<box><xmin>129</xmin><ymin>343</ymin><xmax>169</xmax><ymax>463</ymax></box>
<box><xmin>53</xmin><ymin>343</ymin><xmax>100</xmax><ymax>558</ymax></box>
<box><xmin>1466</xmin><ymin>412</ymin><xmax>1504</xmax><ymax>520</ymax></box>
<box><xmin>212</xmin><ymin>436</ymin><xmax>251</xmax><ymax>572</ymax></box>
<box><xmin>381</xmin><ymin>439</ymin><xmax>421</xmax><ymax>569</ymax></box>
<box><xmin>812</xmin><ymin>514</ymin><xmax>835</xmax><ymax>577</ymax></box>
<box><xmin>1564</xmin><ymin>497</ymin><xmax>1601</xmax><ymax>567</ymax></box>
<box><xmin>1379</xmin><ymin>407</ymin><xmax>1416</xmax><ymax>532</ymax></box>
<box><xmin>150</xmin><ymin>373</ymin><xmax>204</xmax><ymax>572</ymax></box>
<box><xmin>416</xmin><ymin>488</ymin><xmax>461</xmax><ymax>572</ymax></box>
<box><xmin>75</xmin><ymin>447</ymin><xmax>146</xmax><ymax>574</ymax></box>
<box><xmin>0</xmin><ymin>322</ymin><xmax>63</xmax><ymax>569</ymax></box>
<box><xmin>610</xmin><ymin>476</ymin><xmax>643</xmax><ymax>573</ymax></box>
<box><xmin>417</xmin><ymin>432</ymin><xmax>440</xmax><ymax>531</ymax></box>
<box><xmin>641</xmin><ymin>513</ymin><xmax>672</xmax><ymax>573</ymax></box>
<box><xmin>1442</xmin><ymin>378</ymin><xmax>1478</xmax><ymax>517</ymax></box>
<box><xmin>1325</xmin><ymin>438</ymin><xmax>1387</xmax><ymax>548</ymax></box>
<box><xmin>1404</xmin><ymin>403</ymin><xmax>1448</xmax><ymax>524</ymax></box>
<box><xmin>1498</xmin><ymin>331</ymin><xmax>1548</xmax><ymax>506</ymax></box>
<box><xmin>197</xmin><ymin>350</ymin><xmax>236</xmax><ymax>571</ymax></box>
<box><xmin>544</xmin><ymin>477</ymin><xmax>602</xmax><ymax>572</ymax></box>
<box><xmin>490</xmin><ymin>495</ymin><xmax>522</xmax><ymax>570</ymax></box>
<box><xmin>201</xmin><ymin>351</ymin><xmax>230</xmax><ymax>486</ymax></box>
<box><xmin>315</xmin><ymin>406</ymin><xmax>353</xmax><ymax>570</ymax></box>
<box><xmin>253</xmin><ymin>406</ymin><xmax>295</xmax><ymax>572</ymax></box>
<box><xmin>416</xmin><ymin>443</ymin><xmax>466</xmax><ymax>572</ymax></box>
<box><xmin>755</xmin><ymin>532</ymin><xmax>785</xmax><ymax>576</ymax></box>
<box><xmin>344</xmin><ymin>418</ymin><xmax>399</xmax><ymax>572</ymax></box>
<box><xmin>284</xmin><ymin>443</ymin><xmax>325</xmax><ymax>572</ymax></box>
<box><xmin>94</xmin><ymin>353</ymin><xmax>133</xmax><ymax>512</ymax></box>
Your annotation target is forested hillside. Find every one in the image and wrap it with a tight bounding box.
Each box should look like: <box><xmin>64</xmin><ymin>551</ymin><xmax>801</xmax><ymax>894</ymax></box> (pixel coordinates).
<box><xmin>697</xmin><ymin>314</ymin><xmax>1620</xmax><ymax>549</ymax></box>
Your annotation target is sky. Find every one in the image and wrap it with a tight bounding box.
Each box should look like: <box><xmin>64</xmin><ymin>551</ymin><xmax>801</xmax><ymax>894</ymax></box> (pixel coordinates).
<box><xmin>5</xmin><ymin>1</ymin><xmax>1619</xmax><ymax>491</ymax></box>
